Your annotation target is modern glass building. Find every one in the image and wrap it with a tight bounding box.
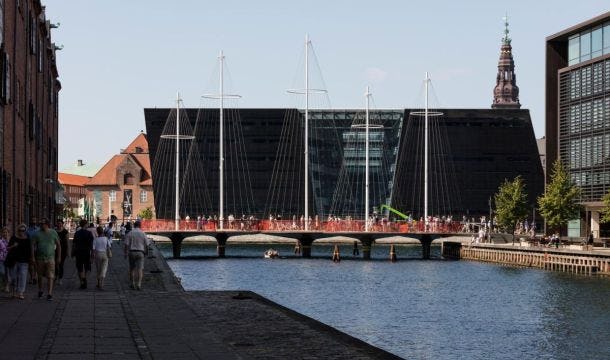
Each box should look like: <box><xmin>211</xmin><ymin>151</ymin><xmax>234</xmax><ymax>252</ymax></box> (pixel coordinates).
<box><xmin>546</xmin><ymin>11</ymin><xmax>610</xmax><ymax>237</ymax></box>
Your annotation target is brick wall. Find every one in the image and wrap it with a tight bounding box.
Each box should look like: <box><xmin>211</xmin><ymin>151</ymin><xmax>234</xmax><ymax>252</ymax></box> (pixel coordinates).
<box><xmin>1</xmin><ymin>1</ymin><xmax>60</xmax><ymax>230</ymax></box>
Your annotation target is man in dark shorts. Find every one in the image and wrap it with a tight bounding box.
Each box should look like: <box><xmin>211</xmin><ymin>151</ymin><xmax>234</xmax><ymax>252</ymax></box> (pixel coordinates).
<box><xmin>72</xmin><ymin>219</ymin><xmax>94</xmax><ymax>289</ymax></box>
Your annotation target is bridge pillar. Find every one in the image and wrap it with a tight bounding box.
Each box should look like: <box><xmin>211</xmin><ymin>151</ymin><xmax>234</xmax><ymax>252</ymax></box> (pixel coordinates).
<box><xmin>216</xmin><ymin>233</ymin><xmax>228</xmax><ymax>258</ymax></box>
<box><xmin>420</xmin><ymin>234</ymin><xmax>433</xmax><ymax>260</ymax></box>
<box><xmin>169</xmin><ymin>233</ymin><xmax>185</xmax><ymax>259</ymax></box>
<box><xmin>361</xmin><ymin>236</ymin><xmax>373</xmax><ymax>260</ymax></box>
<box><xmin>300</xmin><ymin>234</ymin><xmax>314</xmax><ymax>258</ymax></box>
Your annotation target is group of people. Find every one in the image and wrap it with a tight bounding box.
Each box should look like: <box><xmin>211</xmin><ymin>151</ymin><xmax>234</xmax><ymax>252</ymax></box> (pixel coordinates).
<box><xmin>0</xmin><ymin>217</ymin><xmax>151</xmax><ymax>300</ymax></box>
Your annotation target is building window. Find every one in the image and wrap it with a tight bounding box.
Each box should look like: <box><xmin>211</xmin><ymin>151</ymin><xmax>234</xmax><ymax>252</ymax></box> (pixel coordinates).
<box><xmin>604</xmin><ymin>23</ymin><xmax>610</xmax><ymax>55</ymax></box>
<box><xmin>109</xmin><ymin>190</ymin><xmax>116</xmax><ymax>201</ymax></box>
<box><xmin>124</xmin><ymin>173</ymin><xmax>135</xmax><ymax>185</ymax></box>
<box><xmin>569</xmin><ymin>35</ymin><xmax>580</xmax><ymax>66</ymax></box>
<box><xmin>140</xmin><ymin>190</ymin><xmax>147</xmax><ymax>203</ymax></box>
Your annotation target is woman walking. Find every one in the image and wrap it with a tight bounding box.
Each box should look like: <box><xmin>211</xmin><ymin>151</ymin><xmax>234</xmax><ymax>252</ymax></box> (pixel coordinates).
<box><xmin>6</xmin><ymin>224</ymin><xmax>32</xmax><ymax>299</ymax></box>
<box><xmin>93</xmin><ymin>226</ymin><xmax>111</xmax><ymax>290</ymax></box>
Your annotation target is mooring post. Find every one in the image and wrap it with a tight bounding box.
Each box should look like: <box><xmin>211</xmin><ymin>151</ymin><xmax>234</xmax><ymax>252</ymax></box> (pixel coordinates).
<box><xmin>170</xmin><ymin>233</ymin><xmax>185</xmax><ymax>259</ymax></box>
<box><xmin>216</xmin><ymin>233</ymin><xmax>229</xmax><ymax>258</ymax></box>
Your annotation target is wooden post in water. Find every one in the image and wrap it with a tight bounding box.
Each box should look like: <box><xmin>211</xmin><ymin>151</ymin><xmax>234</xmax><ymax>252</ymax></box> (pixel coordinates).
<box><xmin>332</xmin><ymin>245</ymin><xmax>341</xmax><ymax>262</ymax></box>
<box><xmin>390</xmin><ymin>244</ymin><xmax>397</xmax><ymax>262</ymax></box>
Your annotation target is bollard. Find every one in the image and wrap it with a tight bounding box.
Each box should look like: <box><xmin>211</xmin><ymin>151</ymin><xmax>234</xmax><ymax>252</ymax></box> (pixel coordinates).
<box><xmin>332</xmin><ymin>244</ymin><xmax>341</xmax><ymax>262</ymax></box>
<box><xmin>389</xmin><ymin>244</ymin><xmax>397</xmax><ymax>262</ymax></box>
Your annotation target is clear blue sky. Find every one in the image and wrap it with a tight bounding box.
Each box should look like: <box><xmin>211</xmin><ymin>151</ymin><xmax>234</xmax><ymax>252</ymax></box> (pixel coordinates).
<box><xmin>44</xmin><ymin>1</ymin><xmax>609</xmax><ymax>170</ymax></box>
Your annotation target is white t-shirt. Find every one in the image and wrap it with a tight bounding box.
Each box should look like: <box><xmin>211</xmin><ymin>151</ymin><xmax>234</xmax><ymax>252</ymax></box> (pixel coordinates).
<box><xmin>93</xmin><ymin>236</ymin><xmax>111</xmax><ymax>252</ymax></box>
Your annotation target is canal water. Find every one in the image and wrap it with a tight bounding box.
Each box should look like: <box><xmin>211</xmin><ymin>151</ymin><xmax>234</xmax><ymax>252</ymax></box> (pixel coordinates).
<box><xmin>159</xmin><ymin>242</ymin><xmax>610</xmax><ymax>360</ymax></box>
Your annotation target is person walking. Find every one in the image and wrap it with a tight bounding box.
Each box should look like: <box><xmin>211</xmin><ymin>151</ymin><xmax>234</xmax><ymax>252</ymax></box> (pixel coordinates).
<box><xmin>55</xmin><ymin>220</ymin><xmax>69</xmax><ymax>286</ymax></box>
<box><xmin>72</xmin><ymin>219</ymin><xmax>94</xmax><ymax>289</ymax></box>
<box><xmin>32</xmin><ymin>218</ymin><xmax>61</xmax><ymax>301</ymax></box>
<box><xmin>0</xmin><ymin>227</ymin><xmax>9</xmax><ymax>292</ymax></box>
<box><xmin>6</xmin><ymin>224</ymin><xmax>32</xmax><ymax>299</ymax></box>
<box><xmin>93</xmin><ymin>226</ymin><xmax>111</xmax><ymax>290</ymax></box>
<box><xmin>26</xmin><ymin>218</ymin><xmax>39</xmax><ymax>285</ymax></box>
<box><xmin>123</xmin><ymin>220</ymin><xmax>150</xmax><ymax>290</ymax></box>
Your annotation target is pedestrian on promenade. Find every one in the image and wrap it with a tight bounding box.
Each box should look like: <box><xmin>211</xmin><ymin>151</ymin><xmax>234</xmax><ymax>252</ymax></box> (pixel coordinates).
<box><xmin>26</xmin><ymin>218</ymin><xmax>39</xmax><ymax>285</ymax></box>
<box><xmin>55</xmin><ymin>220</ymin><xmax>69</xmax><ymax>285</ymax></box>
<box><xmin>72</xmin><ymin>219</ymin><xmax>94</xmax><ymax>289</ymax></box>
<box><xmin>0</xmin><ymin>227</ymin><xmax>9</xmax><ymax>292</ymax></box>
<box><xmin>123</xmin><ymin>220</ymin><xmax>150</xmax><ymax>290</ymax></box>
<box><xmin>6</xmin><ymin>224</ymin><xmax>31</xmax><ymax>299</ymax></box>
<box><xmin>32</xmin><ymin>218</ymin><xmax>61</xmax><ymax>301</ymax></box>
<box><xmin>93</xmin><ymin>226</ymin><xmax>112</xmax><ymax>290</ymax></box>
<box><xmin>588</xmin><ymin>233</ymin><xmax>594</xmax><ymax>250</ymax></box>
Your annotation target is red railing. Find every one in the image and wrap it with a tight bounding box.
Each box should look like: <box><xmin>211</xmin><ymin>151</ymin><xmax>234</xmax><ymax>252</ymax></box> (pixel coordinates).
<box><xmin>140</xmin><ymin>218</ymin><xmax>465</xmax><ymax>234</ymax></box>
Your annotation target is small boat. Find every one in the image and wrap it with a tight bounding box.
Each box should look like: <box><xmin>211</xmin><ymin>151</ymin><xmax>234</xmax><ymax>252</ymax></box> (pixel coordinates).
<box><xmin>264</xmin><ymin>249</ymin><xmax>279</xmax><ymax>259</ymax></box>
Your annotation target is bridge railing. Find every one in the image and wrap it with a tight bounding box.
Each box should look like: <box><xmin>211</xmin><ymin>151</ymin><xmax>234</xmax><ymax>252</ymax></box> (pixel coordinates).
<box><xmin>141</xmin><ymin>218</ymin><xmax>467</xmax><ymax>234</ymax></box>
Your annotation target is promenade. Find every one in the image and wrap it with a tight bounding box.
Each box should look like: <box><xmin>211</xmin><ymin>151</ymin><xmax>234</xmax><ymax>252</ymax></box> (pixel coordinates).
<box><xmin>0</xmin><ymin>242</ymin><xmax>400</xmax><ymax>360</ymax></box>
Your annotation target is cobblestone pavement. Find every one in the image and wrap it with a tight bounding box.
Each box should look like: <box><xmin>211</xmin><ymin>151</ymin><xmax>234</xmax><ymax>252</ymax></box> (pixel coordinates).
<box><xmin>0</xmin><ymin>242</ymin><xmax>400</xmax><ymax>360</ymax></box>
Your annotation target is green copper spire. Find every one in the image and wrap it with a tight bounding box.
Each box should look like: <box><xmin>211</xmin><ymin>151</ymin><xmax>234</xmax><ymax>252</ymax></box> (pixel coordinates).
<box><xmin>502</xmin><ymin>13</ymin><xmax>511</xmax><ymax>45</ymax></box>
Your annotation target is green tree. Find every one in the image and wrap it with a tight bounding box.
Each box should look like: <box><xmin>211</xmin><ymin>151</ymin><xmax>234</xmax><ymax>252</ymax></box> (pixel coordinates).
<box><xmin>138</xmin><ymin>206</ymin><xmax>154</xmax><ymax>220</ymax></box>
<box><xmin>537</xmin><ymin>159</ymin><xmax>581</xmax><ymax>233</ymax></box>
<box><xmin>600</xmin><ymin>190</ymin><xmax>610</xmax><ymax>223</ymax></box>
<box><xmin>494</xmin><ymin>176</ymin><xmax>530</xmax><ymax>244</ymax></box>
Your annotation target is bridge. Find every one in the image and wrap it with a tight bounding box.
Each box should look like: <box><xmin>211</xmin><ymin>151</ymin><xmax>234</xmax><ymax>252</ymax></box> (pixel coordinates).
<box><xmin>142</xmin><ymin>219</ymin><xmax>467</xmax><ymax>259</ymax></box>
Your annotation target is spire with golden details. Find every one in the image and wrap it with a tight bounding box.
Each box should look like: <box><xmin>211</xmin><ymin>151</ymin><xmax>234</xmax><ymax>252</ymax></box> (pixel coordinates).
<box><xmin>492</xmin><ymin>14</ymin><xmax>521</xmax><ymax>109</ymax></box>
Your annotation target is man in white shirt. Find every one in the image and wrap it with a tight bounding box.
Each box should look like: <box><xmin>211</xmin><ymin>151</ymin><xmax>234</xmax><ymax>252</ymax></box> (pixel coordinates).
<box><xmin>123</xmin><ymin>220</ymin><xmax>150</xmax><ymax>290</ymax></box>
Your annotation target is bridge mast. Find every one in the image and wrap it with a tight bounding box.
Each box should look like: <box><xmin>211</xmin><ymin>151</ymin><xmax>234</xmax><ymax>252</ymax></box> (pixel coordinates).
<box><xmin>175</xmin><ymin>92</ymin><xmax>181</xmax><ymax>231</ymax></box>
<box><xmin>219</xmin><ymin>50</ymin><xmax>225</xmax><ymax>230</ymax></box>
<box><xmin>424</xmin><ymin>72</ymin><xmax>430</xmax><ymax>226</ymax></box>
<box><xmin>304</xmin><ymin>34</ymin><xmax>310</xmax><ymax>231</ymax></box>
<box><xmin>365</xmin><ymin>86</ymin><xmax>371</xmax><ymax>232</ymax></box>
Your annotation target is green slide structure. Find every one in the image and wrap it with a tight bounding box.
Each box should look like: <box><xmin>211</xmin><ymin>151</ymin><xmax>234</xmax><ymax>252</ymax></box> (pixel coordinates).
<box><xmin>379</xmin><ymin>204</ymin><xmax>409</xmax><ymax>220</ymax></box>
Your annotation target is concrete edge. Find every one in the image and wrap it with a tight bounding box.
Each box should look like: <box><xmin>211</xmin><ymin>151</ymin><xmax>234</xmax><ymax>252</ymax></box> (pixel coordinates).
<box><xmin>195</xmin><ymin>290</ymin><xmax>403</xmax><ymax>360</ymax></box>
<box><xmin>151</xmin><ymin>243</ymin><xmax>402</xmax><ymax>359</ymax></box>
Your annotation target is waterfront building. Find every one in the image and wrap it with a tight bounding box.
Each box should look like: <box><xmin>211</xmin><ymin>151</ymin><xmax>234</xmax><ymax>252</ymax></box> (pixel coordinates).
<box><xmin>85</xmin><ymin>132</ymin><xmax>155</xmax><ymax>223</ymax></box>
<box><xmin>0</xmin><ymin>1</ymin><xmax>61</xmax><ymax>229</ymax></box>
<box><xmin>545</xmin><ymin>11</ymin><xmax>610</xmax><ymax>237</ymax></box>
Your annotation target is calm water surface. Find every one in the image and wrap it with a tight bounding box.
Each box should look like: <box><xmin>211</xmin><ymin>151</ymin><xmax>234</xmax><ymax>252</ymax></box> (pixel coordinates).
<box><xmin>159</xmin><ymin>243</ymin><xmax>610</xmax><ymax>360</ymax></box>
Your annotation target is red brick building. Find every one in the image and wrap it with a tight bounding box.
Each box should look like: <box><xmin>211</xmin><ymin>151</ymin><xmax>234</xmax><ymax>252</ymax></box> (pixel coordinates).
<box><xmin>86</xmin><ymin>133</ymin><xmax>155</xmax><ymax>222</ymax></box>
<box><xmin>0</xmin><ymin>1</ymin><xmax>61</xmax><ymax>229</ymax></box>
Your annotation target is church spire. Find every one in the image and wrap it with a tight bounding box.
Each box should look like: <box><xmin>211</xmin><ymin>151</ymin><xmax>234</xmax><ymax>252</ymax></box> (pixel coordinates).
<box><xmin>492</xmin><ymin>14</ymin><xmax>521</xmax><ymax>109</ymax></box>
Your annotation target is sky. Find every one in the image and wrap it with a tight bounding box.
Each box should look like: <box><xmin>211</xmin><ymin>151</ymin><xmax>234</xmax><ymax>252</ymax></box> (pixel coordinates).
<box><xmin>44</xmin><ymin>1</ymin><xmax>610</xmax><ymax>170</ymax></box>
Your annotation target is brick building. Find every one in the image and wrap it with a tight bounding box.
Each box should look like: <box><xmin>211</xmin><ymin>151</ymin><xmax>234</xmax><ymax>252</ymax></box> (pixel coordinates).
<box><xmin>85</xmin><ymin>133</ymin><xmax>155</xmax><ymax>223</ymax></box>
<box><xmin>57</xmin><ymin>172</ymin><xmax>89</xmax><ymax>216</ymax></box>
<box><xmin>0</xmin><ymin>1</ymin><xmax>61</xmax><ymax>230</ymax></box>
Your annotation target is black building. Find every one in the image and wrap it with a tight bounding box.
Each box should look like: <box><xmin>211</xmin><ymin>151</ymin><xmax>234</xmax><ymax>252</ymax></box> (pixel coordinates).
<box><xmin>144</xmin><ymin>107</ymin><xmax>543</xmax><ymax>221</ymax></box>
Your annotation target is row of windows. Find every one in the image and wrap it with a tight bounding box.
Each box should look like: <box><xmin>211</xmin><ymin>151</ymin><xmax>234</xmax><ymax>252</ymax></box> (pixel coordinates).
<box><xmin>568</xmin><ymin>22</ymin><xmax>610</xmax><ymax>66</ymax></box>
<box><xmin>567</xmin><ymin>98</ymin><xmax>610</xmax><ymax>134</ymax></box>
<box><xmin>568</xmin><ymin>134</ymin><xmax>610</xmax><ymax>169</ymax></box>
<box><xmin>568</xmin><ymin>60</ymin><xmax>610</xmax><ymax>100</ymax></box>
<box><xmin>109</xmin><ymin>190</ymin><xmax>148</xmax><ymax>203</ymax></box>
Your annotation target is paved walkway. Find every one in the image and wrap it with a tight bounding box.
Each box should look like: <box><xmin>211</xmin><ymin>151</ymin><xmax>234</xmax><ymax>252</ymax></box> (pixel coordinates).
<box><xmin>0</xmin><ymin>242</ymin><xmax>400</xmax><ymax>360</ymax></box>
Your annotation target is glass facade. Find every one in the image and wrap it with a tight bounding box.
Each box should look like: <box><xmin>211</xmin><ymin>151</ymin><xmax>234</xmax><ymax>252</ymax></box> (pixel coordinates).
<box><xmin>568</xmin><ymin>22</ymin><xmax>610</xmax><ymax>66</ymax></box>
<box><xmin>559</xmin><ymin>58</ymin><xmax>610</xmax><ymax>202</ymax></box>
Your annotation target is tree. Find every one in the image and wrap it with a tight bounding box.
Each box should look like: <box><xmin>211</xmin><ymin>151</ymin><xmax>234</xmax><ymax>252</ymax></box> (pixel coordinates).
<box><xmin>138</xmin><ymin>206</ymin><xmax>154</xmax><ymax>220</ymax></box>
<box><xmin>494</xmin><ymin>176</ymin><xmax>529</xmax><ymax>244</ymax></box>
<box><xmin>600</xmin><ymin>190</ymin><xmax>610</xmax><ymax>224</ymax></box>
<box><xmin>537</xmin><ymin>159</ymin><xmax>581</xmax><ymax>233</ymax></box>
